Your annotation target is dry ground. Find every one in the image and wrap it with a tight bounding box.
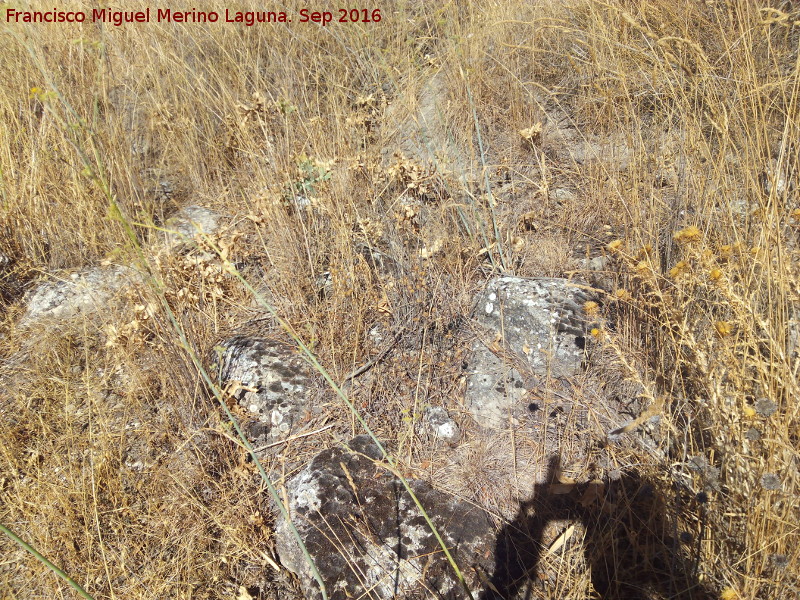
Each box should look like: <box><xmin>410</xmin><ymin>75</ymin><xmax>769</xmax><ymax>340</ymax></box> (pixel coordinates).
<box><xmin>1</xmin><ymin>1</ymin><xmax>799</xmax><ymax>598</ymax></box>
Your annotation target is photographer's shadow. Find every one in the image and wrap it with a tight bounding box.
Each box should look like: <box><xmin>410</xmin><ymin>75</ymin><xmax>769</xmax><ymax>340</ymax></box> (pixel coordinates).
<box><xmin>481</xmin><ymin>456</ymin><xmax>714</xmax><ymax>600</ymax></box>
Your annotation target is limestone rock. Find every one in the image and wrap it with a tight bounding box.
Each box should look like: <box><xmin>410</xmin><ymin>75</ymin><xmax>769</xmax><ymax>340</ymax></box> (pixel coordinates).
<box><xmin>577</xmin><ymin>255</ymin><xmax>614</xmax><ymax>292</ymax></box>
<box><xmin>384</xmin><ymin>73</ymin><xmax>472</xmax><ymax>178</ymax></box>
<box><xmin>19</xmin><ymin>265</ymin><xmax>142</xmax><ymax>328</ymax></box>
<box><xmin>465</xmin><ymin>277</ymin><xmax>590</xmax><ymax>428</ymax></box>
<box><xmin>549</xmin><ymin>188</ymin><xmax>576</xmax><ymax>202</ymax></box>
<box><xmin>275</xmin><ymin>436</ymin><xmax>494</xmax><ymax>600</ymax></box>
<box><xmin>163</xmin><ymin>205</ymin><xmax>221</xmax><ymax>247</ymax></box>
<box><xmin>215</xmin><ymin>336</ymin><xmax>317</xmax><ymax>442</ymax></box>
<box><xmin>424</xmin><ymin>406</ymin><xmax>460</xmax><ymax>444</ymax></box>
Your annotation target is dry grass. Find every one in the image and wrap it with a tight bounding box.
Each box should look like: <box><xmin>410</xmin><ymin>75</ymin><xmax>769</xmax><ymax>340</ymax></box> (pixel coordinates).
<box><xmin>1</xmin><ymin>0</ymin><xmax>799</xmax><ymax>598</ymax></box>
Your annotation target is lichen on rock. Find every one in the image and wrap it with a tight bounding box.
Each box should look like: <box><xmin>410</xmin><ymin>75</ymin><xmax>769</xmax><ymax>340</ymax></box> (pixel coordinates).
<box><xmin>214</xmin><ymin>335</ymin><xmax>318</xmax><ymax>443</ymax></box>
<box><xmin>464</xmin><ymin>277</ymin><xmax>591</xmax><ymax>428</ymax></box>
<box><xmin>274</xmin><ymin>436</ymin><xmax>495</xmax><ymax>600</ymax></box>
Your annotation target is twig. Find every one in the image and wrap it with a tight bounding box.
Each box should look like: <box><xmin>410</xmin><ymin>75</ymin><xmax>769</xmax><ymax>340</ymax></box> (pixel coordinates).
<box><xmin>254</xmin><ymin>423</ymin><xmax>335</xmax><ymax>451</ymax></box>
<box><xmin>340</xmin><ymin>327</ymin><xmax>404</xmax><ymax>387</ymax></box>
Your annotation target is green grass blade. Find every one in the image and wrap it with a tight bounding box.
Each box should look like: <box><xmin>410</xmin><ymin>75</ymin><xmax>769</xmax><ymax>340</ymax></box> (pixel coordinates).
<box><xmin>0</xmin><ymin>522</ymin><xmax>96</xmax><ymax>600</ymax></box>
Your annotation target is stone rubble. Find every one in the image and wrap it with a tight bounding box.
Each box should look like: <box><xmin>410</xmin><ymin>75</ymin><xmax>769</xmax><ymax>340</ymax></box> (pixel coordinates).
<box><xmin>464</xmin><ymin>276</ymin><xmax>591</xmax><ymax>428</ymax></box>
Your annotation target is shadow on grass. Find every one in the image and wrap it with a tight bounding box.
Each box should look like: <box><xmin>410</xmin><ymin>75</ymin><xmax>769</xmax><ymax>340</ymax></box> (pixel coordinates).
<box><xmin>480</xmin><ymin>456</ymin><xmax>714</xmax><ymax>600</ymax></box>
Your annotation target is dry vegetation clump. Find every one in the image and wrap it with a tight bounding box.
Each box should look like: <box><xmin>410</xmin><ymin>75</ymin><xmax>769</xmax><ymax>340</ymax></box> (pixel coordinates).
<box><xmin>1</xmin><ymin>0</ymin><xmax>799</xmax><ymax>598</ymax></box>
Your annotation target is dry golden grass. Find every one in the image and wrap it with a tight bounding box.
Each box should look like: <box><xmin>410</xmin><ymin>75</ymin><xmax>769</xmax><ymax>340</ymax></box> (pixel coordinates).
<box><xmin>1</xmin><ymin>0</ymin><xmax>799</xmax><ymax>598</ymax></box>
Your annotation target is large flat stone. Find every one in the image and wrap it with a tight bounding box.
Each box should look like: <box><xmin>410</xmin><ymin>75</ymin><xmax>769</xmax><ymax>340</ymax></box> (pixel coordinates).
<box><xmin>19</xmin><ymin>265</ymin><xmax>142</xmax><ymax>328</ymax></box>
<box><xmin>465</xmin><ymin>277</ymin><xmax>590</xmax><ymax>428</ymax></box>
<box><xmin>163</xmin><ymin>205</ymin><xmax>221</xmax><ymax>247</ymax></box>
<box><xmin>275</xmin><ymin>436</ymin><xmax>495</xmax><ymax>599</ymax></box>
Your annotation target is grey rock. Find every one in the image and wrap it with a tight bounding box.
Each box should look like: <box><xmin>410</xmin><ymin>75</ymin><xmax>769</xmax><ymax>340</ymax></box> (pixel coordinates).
<box><xmin>215</xmin><ymin>336</ymin><xmax>316</xmax><ymax>441</ymax></box>
<box><xmin>384</xmin><ymin>73</ymin><xmax>473</xmax><ymax>179</ymax></box>
<box><xmin>549</xmin><ymin>188</ymin><xmax>576</xmax><ymax>202</ymax></box>
<box><xmin>754</xmin><ymin>397</ymin><xmax>778</xmax><ymax>417</ymax></box>
<box><xmin>744</xmin><ymin>427</ymin><xmax>761</xmax><ymax>442</ymax></box>
<box><xmin>424</xmin><ymin>407</ymin><xmax>460</xmax><ymax>443</ymax></box>
<box><xmin>577</xmin><ymin>255</ymin><xmax>613</xmax><ymax>292</ymax></box>
<box><xmin>275</xmin><ymin>436</ymin><xmax>494</xmax><ymax>600</ymax></box>
<box><xmin>465</xmin><ymin>277</ymin><xmax>589</xmax><ymax>428</ymax></box>
<box><xmin>164</xmin><ymin>205</ymin><xmax>221</xmax><ymax>247</ymax></box>
<box><xmin>19</xmin><ymin>265</ymin><xmax>142</xmax><ymax>328</ymax></box>
<box><xmin>760</xmin><ymin>473</ymin><xmax>782</xmax><ymax>491</ymax></box>
<box><xmin>770</xmin><ymin>553</ymin><xmax>789</xmax><ymax>570</ymax></box>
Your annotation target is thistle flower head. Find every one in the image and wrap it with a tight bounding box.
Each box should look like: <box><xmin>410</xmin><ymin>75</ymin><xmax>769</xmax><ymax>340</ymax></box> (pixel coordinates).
<box><xmin>715</xmin><ymin>320</ymin><xmax>732</xmax><ymax>337</ymax></box>
<box><xmin>674</xmin><ymin>225</ymin><xmax>702</xmax><ymax>244</ymax></box>
<box><xmin>669</xmin><ymin>260</ymin><xmax>690</xmax><ymax>278</ymax></box>
<box><xmin>584</xmin><ymin>301</ymin><xmax>600</xmax><ymax>317</ymax></box>
<box><xmin>720</xmin><ymin>588</ymin><xmax>738</xmax><ymax>600</ymax></box>
<box><xmin>614</xmin><ymin>289</ymin><xmax>631</xmax><ymax>301</ymax></box>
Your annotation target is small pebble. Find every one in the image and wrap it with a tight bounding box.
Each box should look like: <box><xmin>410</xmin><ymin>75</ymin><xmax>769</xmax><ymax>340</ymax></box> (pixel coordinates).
<box><xmin>769</xmin><ymin>554</ymin><xmax>788</xmax><ymax>570</ymax></box>
<box><xmin>688</xmin><ymin>455</ymin><xmax>708</xmax><ymax>472</ymax></box>
<box><xmin>754</xmin><ymin>397</ymin><xmax>778</xmax><ymax>417</ymax></box>
<box><xmin>744</xmin><ymin>427</ymin><xmax>761</xmax><ymax>441</ymax></box>
<box><xmin>760</xmin><ymin>473</ymin><xmax>782</xmax><ymax>491</ymax></box>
